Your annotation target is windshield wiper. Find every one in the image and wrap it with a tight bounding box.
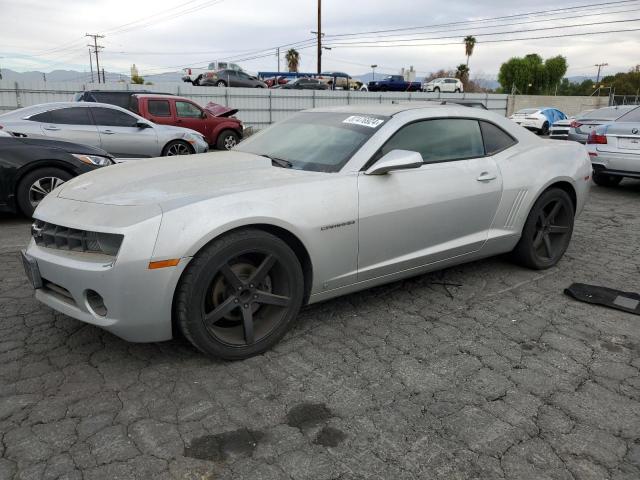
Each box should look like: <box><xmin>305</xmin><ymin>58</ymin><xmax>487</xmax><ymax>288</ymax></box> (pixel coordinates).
<box><xmin>261</xmin><ymin>154</ymin><xmax>293</xmax><ymax>169</ymax></box>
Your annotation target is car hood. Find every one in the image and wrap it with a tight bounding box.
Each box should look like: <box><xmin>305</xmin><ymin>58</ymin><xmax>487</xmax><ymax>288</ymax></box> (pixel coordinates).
<box><xmin>10</xmin><ymin>137</ymin><xmax>112</xmax><ymax>156</ymax></box>
<box><xmin>56</xmin><ymin>150</ymin><xmax>323</xmax><ymax>208</ymax></box>
<box><xmin>203</xmin><ymin>102</ymin><xmax>239</xmax><ymax>117</ymax></box>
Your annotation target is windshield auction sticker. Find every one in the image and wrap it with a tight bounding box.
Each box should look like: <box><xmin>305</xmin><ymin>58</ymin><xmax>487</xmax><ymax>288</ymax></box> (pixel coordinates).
<box><xmin>343</xmin><ymin>115</ymin><xmax>385</xmax><ymax>128</ymax></box>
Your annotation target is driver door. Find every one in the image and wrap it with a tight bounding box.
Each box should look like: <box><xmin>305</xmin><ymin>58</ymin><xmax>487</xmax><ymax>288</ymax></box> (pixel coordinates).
<box><xmin>91</xmin><ymin>107</ymin><xmax>158</xmax><ymax>158</ymax></box>
<box><xmin>357</xmin><ymin>118</ymin><xmax>503</xmax><ymax>281</ymax></box>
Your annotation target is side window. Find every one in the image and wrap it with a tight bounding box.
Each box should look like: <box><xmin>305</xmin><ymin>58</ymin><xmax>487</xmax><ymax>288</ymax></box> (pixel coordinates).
<box><xmin>379</xmin><ymin>119</ymin><xmax>485</xmax><ymax>164</ymax></box>
<box><xmin>148</xmin><ymin>100</ymin><xmax>171</xmax><ymax>117</ymax></box>
<box><xmin>175</xmin><ymin>101</ymin><xmax>202</xmax><ymax>118</ymax></box>
<box><xmin>91</xmin><ymin>107</ymin><xmax>138</xmax><ymax>127</ymax></box>
<box><xmin>31</xmin><ymin>107</ymin><xmax>93</xmax><ymax>125</ymax></box>
<box><xmin>480</xmin><ymin>121</ymin><xmax>517</xmax><ymax>155</ymax></box>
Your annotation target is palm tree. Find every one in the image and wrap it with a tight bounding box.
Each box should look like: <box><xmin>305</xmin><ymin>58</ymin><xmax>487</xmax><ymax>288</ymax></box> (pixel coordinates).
<box><xmin>456</xmin><ymin>64</ymin><xmax>470</xmax><ymax>84</ymax></box>
<box><xmin>464</xmin><ymin>35</ymin><xmax>476</xmax><ymax>68</ymax></box>
<box><xmin>285</xmin><ymin>49</ymin><xmax>300</xmax><ymax>73</ymax></box>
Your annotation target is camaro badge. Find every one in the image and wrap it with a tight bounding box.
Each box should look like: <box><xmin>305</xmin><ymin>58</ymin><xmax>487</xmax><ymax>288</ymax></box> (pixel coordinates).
<box><xmin>321</xmin><ymin>220</ymin><xmax>356</xmax><ymax>231</ymax></box>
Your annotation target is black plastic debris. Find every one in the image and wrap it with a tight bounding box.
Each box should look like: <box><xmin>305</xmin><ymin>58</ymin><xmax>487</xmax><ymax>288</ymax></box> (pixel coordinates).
<box><xmin>564</xmin><ymin>283</ymin><xmax>640</xmax><ymax>316</ymax></box>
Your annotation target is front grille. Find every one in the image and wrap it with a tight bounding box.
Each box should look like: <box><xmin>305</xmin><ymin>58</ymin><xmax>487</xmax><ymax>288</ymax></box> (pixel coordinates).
<box><xmin>31</xmin><ymin>220</ymin><xmax>123</xmax><ymax>256</ymax></box>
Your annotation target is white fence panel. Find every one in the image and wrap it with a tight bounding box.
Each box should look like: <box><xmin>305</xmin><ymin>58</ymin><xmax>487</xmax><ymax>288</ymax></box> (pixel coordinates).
<box><xmin>0</xmin><ymin>80</ymin><xmax>510</xmax><ymax>129</ymax></box>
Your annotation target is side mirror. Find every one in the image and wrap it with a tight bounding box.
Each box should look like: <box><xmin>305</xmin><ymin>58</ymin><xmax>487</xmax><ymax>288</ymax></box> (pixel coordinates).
<box><xmin>201</xmin><ymin>111</ymin><xmax>207</xmax><ymax>119</ymax></box>
<box><xmin>364</xmin><ymin>150</ymin><xmax>423</xmax><ymax>175</ymax></box>
<box><xmin>136</xmin><ymin>121</ymin><xmax>151</xmax><ymax>129</ymax></box>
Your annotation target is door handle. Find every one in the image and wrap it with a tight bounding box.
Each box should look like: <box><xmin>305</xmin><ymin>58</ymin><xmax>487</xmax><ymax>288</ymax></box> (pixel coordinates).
<box><xmin>477</xmin><ymin>172</ymin><xmax>497</xmax><ymax>182</ymax></box>
<box><xmin>43</xmin><ymin>125</ymin><xmax>59</xmax><ymax>131</ymax></box>
<box><xmin>101</xmin><ymin>130</ymin><xmax>115</xmax><ymax>135</ymax></box>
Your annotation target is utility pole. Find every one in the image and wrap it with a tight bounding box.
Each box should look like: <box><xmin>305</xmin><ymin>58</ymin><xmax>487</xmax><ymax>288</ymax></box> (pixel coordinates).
<box><xmin>317</xmin><ymin>0</ymin><xmax>321</xmax><ymax>74</ymax></box>
<box><xmin>371</xmin><ymin>64</ymin><xmax>377</xmax><ymax>81</ymax></box>
<box><xmin>88</xmin><ymin>48</ymin><xmax>94</xmax><ymax>83</ymax></box>
<box><xmin>594</xmin><ymin>62</ymin><xmax>608</xmax><ymax>86</ymax></box>
<box><xmin>102</xmin><ymin>68</ymin><xmax>106</xmax><ymax>83</ymax></box>
<box><xmin>86</xmin><ymin>33</ymin><xmax>104</xmax><ymax>84</ymax></box>
<box><xmin>276</xmin><ymin>47</ymin><xmax>280</xmax><ymax>74</ymax></box>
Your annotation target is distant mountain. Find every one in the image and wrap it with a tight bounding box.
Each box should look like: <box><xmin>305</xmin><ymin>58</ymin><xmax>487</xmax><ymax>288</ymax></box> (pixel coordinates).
<box><xmin>0</xmin><ymin>68</ymin><xmax>184</xmax><ymax>84</ymax></box>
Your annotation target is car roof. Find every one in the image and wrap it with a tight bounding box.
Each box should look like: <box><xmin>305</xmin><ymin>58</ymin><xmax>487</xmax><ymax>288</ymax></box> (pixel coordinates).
<box><xmin>133</xmin><ymin>93</ymin><xmax>185</xmax><ymax>100</ymax></box>
<box><xmin>307</xmin><ymin>102</ymin><xmax>486</xmax><ymax>117</ymax></box>
<box><xmin>0</xmin><ymin>101</ymin><xmax>136</xmax><ymax>119</ymax></box>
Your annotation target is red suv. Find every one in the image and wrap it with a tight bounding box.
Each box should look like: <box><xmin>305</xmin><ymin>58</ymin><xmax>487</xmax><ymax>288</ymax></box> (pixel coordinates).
<box><xmin>131</xmin><ymin>94</ymin><xmax>243</xmax><ymax>150</ymax></box>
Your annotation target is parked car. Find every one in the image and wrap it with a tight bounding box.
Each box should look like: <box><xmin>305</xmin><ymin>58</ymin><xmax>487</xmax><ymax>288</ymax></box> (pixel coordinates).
<box><xmin>264</xmin><ymin>76</ymin><xmax>289</xmax><ymax>88</ymax></box>
<box><xmin>316</xmin><ymin>71</ymin><xmax>353</xmax><ymax>90</ymax></box>
<box><xmin>277</xmin><ymin>78</ymin><xmax>329</xmax><ymax>90</ymax></box>
<box><xmin>549</xmin><ymin>110</ymin><xmax>594</xmax><ymax>140</ymax></box>
<box><xmin>567</xmin><ymin>105</ymin><xmax>638</xmax><ymax>143</ymax></box>
<box><xmin>423</xmin><ymin>78</ymin><xmax>464</xmax><ymax>93</ymax></box>
<box><xmin>131</xmin><ymin>94</ymin><xmax>243</xmax><ymax>150</ymax></box>
<box><xmin>22</xmin><ymin>103</ymin><xmax>590</xmax><ymax>359</ymax></box>
<box><xmin>368</xmin><ymin>75</ymin><xmax>421</xmax><ymax>92</ymax></box>
<box><xmin>200</xmin><ymin>70</ymin><xmax>267</xmax><ymax>88</ymax></box>
<box><xmin>74</xmin><ymin>90</ymin><xmax>173</xmax><ymax>110</ymax></box>
<box><xmin>0</xmin><ymin>136</ymin><xmax>113</xmax><ymax>216</ymax></box>
<box><xmin>0</xmin><ymin>102</ymin><xmax>208</xmax><ymax>158</ymax></box>
<box><xmin>181</xmin><ymin>61</ymin><xmax>243</xmax><ymax>85</ymax></box>
<box><xmin>509</xmin><ymin>108</ymin><xmax>567</xmax><ymax>135</ymax></box>
<box><xmin>585</xmin><ymin>107</ymin><xmax>640</xmax><ymax>186</ymax></box>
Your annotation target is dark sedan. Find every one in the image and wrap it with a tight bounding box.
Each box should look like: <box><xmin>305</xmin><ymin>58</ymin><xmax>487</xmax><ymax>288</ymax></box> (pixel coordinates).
<box><xmin>0</xmin><ymin>135</ymin><xmax>114</xmax><ymax>216</ymax></box>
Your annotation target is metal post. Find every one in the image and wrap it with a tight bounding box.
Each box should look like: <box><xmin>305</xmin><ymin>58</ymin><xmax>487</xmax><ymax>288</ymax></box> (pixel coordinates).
<box><xmin>14</xmin><ymin>81</ymin><xmax>22</xmax><ymax>108</ymax></box>
<box><xmin>317</xmin><ymin>0</ymin><xmax>322</xmax><ymax>75</ymax></box>
<box><xmin>269</xmin><ymin>89</ymin><xmax>273</xmax><ymax>125</ymax></box>
<box><xmin>89</xmin><ymin>49</ymin><xmax>94</xmax><ymax>83</ymax></box>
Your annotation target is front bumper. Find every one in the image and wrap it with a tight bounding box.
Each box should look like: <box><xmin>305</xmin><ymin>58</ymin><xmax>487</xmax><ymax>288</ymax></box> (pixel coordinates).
<box><xmin>25</xmin><ymin>197</ymin><xmax>189</xmax><ymax>342</ymax></box>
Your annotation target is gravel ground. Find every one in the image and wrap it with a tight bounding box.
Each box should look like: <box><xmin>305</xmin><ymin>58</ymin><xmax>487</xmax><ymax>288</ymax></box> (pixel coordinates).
<box><xmin>1</xmin><ymin>181</ymin><xmax>639</xmax><ymax>480</ymax></box>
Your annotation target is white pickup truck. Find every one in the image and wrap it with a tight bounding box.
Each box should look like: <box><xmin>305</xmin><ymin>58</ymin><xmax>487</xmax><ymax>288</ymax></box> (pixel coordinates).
<box><xmin>181</xmin><ymin>61</ymin><xmax>243</xmax><ymax>85</ymax></box>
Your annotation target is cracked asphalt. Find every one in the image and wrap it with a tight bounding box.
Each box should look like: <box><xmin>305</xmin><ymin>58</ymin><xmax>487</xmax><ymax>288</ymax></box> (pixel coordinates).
<box><xmin>1</xmin><ymin>181</ymin><xmax>640</xmax><ymax>480</ymax></box>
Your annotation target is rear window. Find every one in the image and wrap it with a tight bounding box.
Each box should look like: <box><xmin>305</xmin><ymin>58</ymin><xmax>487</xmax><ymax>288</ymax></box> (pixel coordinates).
<box><xmin>90</xmin><ymin>92</ymin><xmax>132</xmax><ymax>109</ymax></box>
<box><xmin>616</xmin><ymin>106</ymin><xmax>640</xmax><ymax>123</ymax></box>
<box><xmin>587</xmin><ymin>106</ymin><xmax>634</xmax><ymax>121</ymax></box>
<box><xmin>148</xmin><ymin>100</ymin><xmax>171</xmax><ymax>117</ymax></box>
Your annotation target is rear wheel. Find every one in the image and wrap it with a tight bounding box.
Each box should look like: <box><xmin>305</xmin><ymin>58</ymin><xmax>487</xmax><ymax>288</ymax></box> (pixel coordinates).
<box><xmin>512</xmin><ymin>188</ymin><xmax>574</xmax><ymax>270</ymax></box>
<box><xmin>16</xmin><ymin>167</ymin><xmax>73</xmax><ymax>217</ymax></box>
<box><xmin>434</xmin><ymin>87</ymin><xmax>440</xmax><ymax>93</ymax></box>
<box><xmin>216</xmin><ymin>80</ymin><xmax>227</xmax><ymax>87</ymax></box>
<box><xmin>454</xmin><ymin>88</ymin><xmax>461</xmax><ymax>93</ymax></box>
<box><xmin>216</xmin><ymin>130</ymin><xmax>240</xmax><ymax>150</ymax></box>
<box><xmin>592</xmin><ymin>171</ymin><xmax>623</xmax><ymax>187</ymax></box>
<box><xmin>175</xmin><ymin>229</ymin><xmax>304</xmax><ymax>359</ymax></box>
<box><xmin>540</xmin><ymin>122</ymin><xmax>550</xmax><ymax>136</ymax></box>
<box><xmin>162</xmin><ymin>140</ymin><xmax>193</xmax><ymax>156</ymax></box>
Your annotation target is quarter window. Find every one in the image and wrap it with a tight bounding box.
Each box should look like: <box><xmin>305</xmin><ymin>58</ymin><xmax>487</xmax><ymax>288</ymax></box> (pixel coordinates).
<box><xmin>91</xmin><ymin>107</ymin><xmax>139</xmax><ymax>127</ymax></box>
<box><xmin>30</xmin><ymin>107</ymin><xmax>93</xmax><ymax>125</ymax></box>
<box><xmin>379</xmin><ymin>119</ymin><xmax>485</xmax><ymax>164</ymax></box>
<box><xmin>148</xmin><ymin>100</ymin><xmax>171</xmax><ymax>117</ymax></box>
<box><xmin>176</xmin><ymin>101</ymin><xmax>202</xmax><ymax>118</ymax></box>
<box><xmin>480</xmin><ymin>121</ymin><xmax>517</xmax><ymax>155</ymax></box>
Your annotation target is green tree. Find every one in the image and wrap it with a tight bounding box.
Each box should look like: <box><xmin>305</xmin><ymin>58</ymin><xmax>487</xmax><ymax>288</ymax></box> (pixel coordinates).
<box><xmin>456</xmin><ymin>64</ymin><xmax>470</xmax><ymax>85</ymax></box>
<box><xmin>285</xmin><ymin>49</ymin><xmax>300</xmax><ymax>73</ymax></box>
<box><xmin>131</xmin><ymin>74</ymin><xmax>144</xmax><ymax>85</ymax></box>
<box><xmin>464</xmin><ymin>35</ymin><xmax>476</xmax><ymax>68</ymax></box>
<box><xmin>498</xmin><ymin>53</ymin><xmax>567</xmax><ymax>94</ymax></box>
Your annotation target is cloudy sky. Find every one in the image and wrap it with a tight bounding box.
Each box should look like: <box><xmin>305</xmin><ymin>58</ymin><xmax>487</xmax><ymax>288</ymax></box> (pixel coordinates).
<box><xmin>1</xmin><ymin>0</ymin><xmax>638</xmax><ymax>80</ymax></box>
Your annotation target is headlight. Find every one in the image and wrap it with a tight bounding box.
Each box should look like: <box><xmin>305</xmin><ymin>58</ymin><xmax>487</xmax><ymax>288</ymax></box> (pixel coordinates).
<box><xmin>72</xmin><ymin>154</ymin><xmax>113</xmax><ymax>167</ymax></box>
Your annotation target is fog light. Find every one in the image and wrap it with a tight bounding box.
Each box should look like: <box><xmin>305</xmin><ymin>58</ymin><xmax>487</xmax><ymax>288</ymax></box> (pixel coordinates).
<box><xmin>86</xmin><ymin>290</ymin><xmax>107</xmax><ymax>317</ymax></box>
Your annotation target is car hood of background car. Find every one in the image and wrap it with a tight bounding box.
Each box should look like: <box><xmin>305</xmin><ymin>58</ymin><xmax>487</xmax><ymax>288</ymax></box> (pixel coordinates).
<box><xmin>7</xmin><ymin>137</ymin><xmax>112</xmax><ymax>156</ymax></box>
<box><xmin>56</xmin><ymin>151</ymin><xmax>325</xmax><ymax>208</ymax></box>
<box><xmin>203</xmin><ymin>102</ymin><xmax>239</xmax><ymax>117</ymax></box>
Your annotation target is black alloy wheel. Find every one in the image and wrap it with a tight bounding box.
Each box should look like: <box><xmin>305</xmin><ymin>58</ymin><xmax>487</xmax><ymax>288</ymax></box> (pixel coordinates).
<box><xmin>512</xmin><ymin>188</ymin><xmax>574</xmax><ymax>269</ymax></box>
<box><xmin>176</xmin><ymin>229</ymin><xmax>304</xmax><ymax>359</ymax></box>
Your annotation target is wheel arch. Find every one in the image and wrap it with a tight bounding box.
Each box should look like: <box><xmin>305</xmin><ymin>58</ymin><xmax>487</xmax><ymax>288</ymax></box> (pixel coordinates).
<box><xmin>14</xmin><ymin>160</ymin><xmax>77</xmax><ymax>200</ymax></box>
<box><xmin>541</xmin><ymin>179</ymin><xmax>577</xmax><ymax>212</ymax></box>
<box><xmin>162</xmin><ymin>139</ymin><xmax>195</xmax><ymax>156</ymax></box>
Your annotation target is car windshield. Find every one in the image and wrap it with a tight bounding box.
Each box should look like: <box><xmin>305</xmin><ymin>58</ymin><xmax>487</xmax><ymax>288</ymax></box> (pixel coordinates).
<box><xmin>234</xmin><ymin>112</ymin><xmax>389</xmax><ymax>172</ymax></box>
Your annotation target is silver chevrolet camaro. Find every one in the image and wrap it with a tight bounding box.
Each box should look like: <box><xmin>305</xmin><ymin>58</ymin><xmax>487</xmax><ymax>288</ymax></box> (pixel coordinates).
<box><xmin>22</xmin><ymin>104</ymin><xmax>591</xmax><ymax>359</ymax></box>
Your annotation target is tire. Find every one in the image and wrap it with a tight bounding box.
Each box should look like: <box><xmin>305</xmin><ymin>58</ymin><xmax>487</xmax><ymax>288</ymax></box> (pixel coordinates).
<box><xmin>216</xmin><ymin>130</ymin><xmax>240</xmax><ymax>150</ymax></box>
<box><xmin>540</xmin><ymin>122</ymin><xmax>550</xmax><ymax>136</ymax></box>
<box><xmin>162</xmin><ymin>140</ymin><xmax>193</xmax><ymax>156</ymax></box>
<box><xmin>434</xmin><ymin>87</ymin><xmax>440</xmax><ymax>93</ymax></box>
<box><xmin>16</xmin><ymin>167</ymin><xmax>73</xmax><ymax>217</ymax></box>
<box><xmin>592</xmin><ymin>171</ymin><xmax>623</xmax><ymax>187</ymax></box>
<box><xmin>193</xmin><ymin>74</ymin><xmax>203</xmax><ymax>86</ymax></box>
<box><xmin>454</xmin><ymin>88</ymin><xmax>461</xmax><ymax>93</ymax></box>
<box><xmin>175</xmin><ymin>229</ymin><xmax>305</xmax><ymax>360</ymax></box>
<box><xmin>511</xmin><ymin>188</ymin><xmax>575</xmax><ymax>270</ymax></box>
<box><xmin>216</xmin><ymin>80</ymin><xmax>227</xmax><ymax>87</ymax></box>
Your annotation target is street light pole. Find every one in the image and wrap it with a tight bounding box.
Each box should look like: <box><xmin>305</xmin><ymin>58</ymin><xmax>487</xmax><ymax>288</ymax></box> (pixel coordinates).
<box><xmin>371</xmin><ymin>64</ymin><xmax>377</xmax><ymax>81</ymax></box>
<box><xmin>316</xmin><ymin>0</ymin><xmax>322</xmax><ymax>75</ymax></box>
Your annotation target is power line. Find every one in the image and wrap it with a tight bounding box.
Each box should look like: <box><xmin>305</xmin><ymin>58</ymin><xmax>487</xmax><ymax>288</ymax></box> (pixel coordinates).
<box><xmin>323</xmin><ymin>0</ymin><xmax>640</xmax><ymax>38</ymax></box>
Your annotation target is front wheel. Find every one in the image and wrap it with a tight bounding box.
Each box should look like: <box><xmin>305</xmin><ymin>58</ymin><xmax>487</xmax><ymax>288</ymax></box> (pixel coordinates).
<box><xmin>175</xmin><ymin>229</ymin><xmax>305</xmax><ymax>359</ymax></box>
<box><xmin>16</xmin><ymin>167</ymin><xmax>73</xmax><ymax>217</ymax></box>
<box><xmin>216</xmin><ymin>130</ymin><xmax>240</xmax><ymax>150</ymax></box>
<box><xmin>162</xmin><ymin>140</ymin><xmax>193</xmax><ymax>156</ymax></box>
<box><xmin>216</xmin><ymin>80</ymin><xmax>227</xmax><ymax>87</ymax></box>
<box><xmin>511</xmin><ymin>188</ymin><xmax>575</xmax><ymax>270</ymax></box>
<box><xmin>592</xmin><ymin>171</ymin><xmax>623</xmax><ymax>187</ymax></box>
<box><xmin>434</xmin><ymin>87</ymin><xmax>440</xmax><ymax>93</ymax></box>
